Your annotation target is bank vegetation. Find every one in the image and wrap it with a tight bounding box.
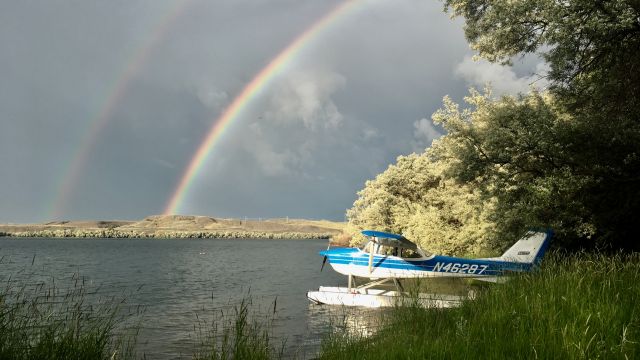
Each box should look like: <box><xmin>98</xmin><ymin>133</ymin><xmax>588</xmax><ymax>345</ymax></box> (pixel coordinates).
<box><xmin>344</xmin><ymin>0</ymin><xmax>640</xmax><ymax>255</ymax></box>
<box><xmin>320</xmin><ymin>253</ymin><xmax>640</xmax><ymax>359</ymax></box>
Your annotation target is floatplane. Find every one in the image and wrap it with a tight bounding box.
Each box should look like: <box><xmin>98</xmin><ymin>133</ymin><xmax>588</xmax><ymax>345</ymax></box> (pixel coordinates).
<box><xmin>307</xmin><ymin>229</ymin><xmax>552</xmax><ymax>308</ymax></box>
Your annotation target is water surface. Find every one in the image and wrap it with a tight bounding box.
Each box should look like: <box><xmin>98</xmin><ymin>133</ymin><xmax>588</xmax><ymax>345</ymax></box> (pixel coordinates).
<box><xmin>0</xmin><ymin>237</ymin><xmax>377</xmax><ymax>358</ymax></box>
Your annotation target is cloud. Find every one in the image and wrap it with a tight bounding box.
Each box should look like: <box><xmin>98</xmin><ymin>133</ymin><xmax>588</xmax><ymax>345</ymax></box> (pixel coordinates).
<box><xmin>455</xmin><ymin>56</ymin><xmax>549</xmax><ymax>96</ymax></box>
<box><xmin>411</xmin><ymin>118</ymin><xmax>443</xmax><ymax>152</ymax></box>
<box><xmin>362</xmin><ymin>127</ymin><xmax>381</xmax><ymax>142</ymax></box>
<box><xmin>414</xmin><ymin>118</ymin><xmax>441</xmax><ymax>141</ymax></box>
<box><xmin>196</xmin><ymin>87</ymin><xmax>228</xmax><ymax>110</ymax></box>
<box><xmin>152</xmin><ymin>158</ymin><xmax>176</xmax><ymax>169</ymax></box>
<box><xmin>242</xmin><ymin>122</ymin><xmax>299</xmax><ymax>177</ymax></box>
<box><xmin>235</xmin><ymin>69</ymin><xmax>347</xmax><ymax>177</ymax></box>
<box><xmin>264</xmin><ymin>70</ymin><xmax>345</xmax><ymax>131</ymax></box>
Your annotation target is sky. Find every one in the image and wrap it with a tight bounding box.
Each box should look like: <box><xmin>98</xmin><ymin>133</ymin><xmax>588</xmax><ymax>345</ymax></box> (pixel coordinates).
<box><xmin>0</xmin><ymin>0</ymin><xmax>547</xmax><ymax>223</ymax></box>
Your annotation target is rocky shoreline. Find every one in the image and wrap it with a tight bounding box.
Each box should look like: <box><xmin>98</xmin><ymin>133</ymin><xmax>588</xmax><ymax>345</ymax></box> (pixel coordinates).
<box><xmin>0</xmin><ymin>229</ymin><xmax>334</xmax><ymax>239</ymax></box>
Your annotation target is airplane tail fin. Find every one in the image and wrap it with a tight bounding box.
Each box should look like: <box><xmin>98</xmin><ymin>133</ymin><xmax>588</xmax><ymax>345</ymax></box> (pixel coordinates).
<box><xmin>498</xmin><ymin>229</ymin><xmax>552</xmax><ymax>264</ymax></box>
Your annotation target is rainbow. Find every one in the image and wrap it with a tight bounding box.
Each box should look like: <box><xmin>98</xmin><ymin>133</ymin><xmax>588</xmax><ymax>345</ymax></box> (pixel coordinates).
<box><xmin>164</xmin><ymin>0</ymin><xmax>361</xmax><ymax>215</ymax></box>
<box><xmin>49</xmin><ymin>0</ymin><xmax>192</xmax><ymax>219</ymax></box>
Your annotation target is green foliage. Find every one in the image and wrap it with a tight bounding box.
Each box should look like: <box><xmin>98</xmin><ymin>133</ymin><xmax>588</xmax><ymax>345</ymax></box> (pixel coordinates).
<box><xmin>430</xmin><ymin>90</ymin><xmax>599</xmax><ymax>248</ymax></box>
<box><xmin>347</xmin><ymin>0</ymin><xmax>640</xmax><ymax>251</ymax></box>
<box><xmin>345</xmin><ymin>89</ymin><xmax>587</xmax><ymax>252</ymax></box>
<box><xmin>320</xmin><ymin>253</ymin><xmax>640</xmax><ymax>359</ymax></box>
<box><xmin>346</xmin><ymin>151</ymin><xmax>497</xmax><ymax>256</ymax></box>
<box><xmin>441</xmin><ymin>0</ymin><xmax>640</xmax><ymax>249</ymax></box>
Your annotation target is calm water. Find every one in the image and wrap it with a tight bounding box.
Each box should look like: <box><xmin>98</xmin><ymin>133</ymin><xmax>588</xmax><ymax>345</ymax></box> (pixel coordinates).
<box><xmin>0</xmin><ymin>237</ymin><xmax>379</xmax><ymax>359</ymax></box>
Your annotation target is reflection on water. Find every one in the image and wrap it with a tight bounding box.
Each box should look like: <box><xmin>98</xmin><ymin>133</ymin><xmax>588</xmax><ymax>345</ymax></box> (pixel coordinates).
<box><xmin>304</xmin><ymin>277</ymin><xmax>482</xmax><ymax>350</ymax></box>
<box><xmin>307</xmin><ymin>303</ymin><xmax>384</xmax><ymax>340</ymax></box>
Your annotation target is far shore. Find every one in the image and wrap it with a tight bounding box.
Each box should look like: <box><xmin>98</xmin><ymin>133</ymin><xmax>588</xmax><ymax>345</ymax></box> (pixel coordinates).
<box><xmin>0</xmin><ymin>215</ymin><xmax>346</xmax><ymax>240</ymax></box>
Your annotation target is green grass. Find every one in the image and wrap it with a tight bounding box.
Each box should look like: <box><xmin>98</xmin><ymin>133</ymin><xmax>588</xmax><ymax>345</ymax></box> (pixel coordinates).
<box><xmin>320</xmin><ymin>253</ymin><xmax>640</xmax><ymax>359</ymax></box>
<box><xmin>192</xmin><ymin>297</ymin><xmax>284</xmax><ymax>360</ymax></box>
<box><xmin>0</xmin><ymin>272</ymin><xmax>138</xmax><ymax>360</ymax></box>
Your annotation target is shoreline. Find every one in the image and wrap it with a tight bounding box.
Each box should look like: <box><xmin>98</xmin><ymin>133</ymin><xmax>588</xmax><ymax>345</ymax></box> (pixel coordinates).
<box><xmin>0</xmin><ymin>229</ymin><xmax>334</xmax><ymax>239</ymax></box>
<box><xmin>0</xmin><ymin>214</ymin><xmax>345</xmax><ymax>240</ymax></box>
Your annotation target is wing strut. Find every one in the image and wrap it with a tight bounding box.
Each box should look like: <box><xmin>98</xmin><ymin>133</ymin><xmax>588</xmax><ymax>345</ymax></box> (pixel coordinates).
<box><xmin>368</xmin><ymin>240</ymin><xmax>374</xmax><ymax>273</ymax></box>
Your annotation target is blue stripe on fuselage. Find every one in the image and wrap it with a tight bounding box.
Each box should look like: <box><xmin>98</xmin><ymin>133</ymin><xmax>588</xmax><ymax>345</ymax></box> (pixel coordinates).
<box><xmin>322</xmin><ymin>249</ymin><xmax>531</xmax><ymax>276</ymax></box>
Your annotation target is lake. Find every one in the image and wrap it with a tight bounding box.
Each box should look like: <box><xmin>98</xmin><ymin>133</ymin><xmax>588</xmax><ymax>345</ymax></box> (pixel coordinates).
<box><xmin>0</xmin><ymin>237</ymin><xmax>380</xmax><ymax>359</ymax></box>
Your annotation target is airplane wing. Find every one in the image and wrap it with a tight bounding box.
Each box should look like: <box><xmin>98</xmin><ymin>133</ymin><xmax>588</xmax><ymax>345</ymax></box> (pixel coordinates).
<box><xmin>361</xmin><ymin>230</ymin><xmax>405</xmax><ymax>239</ymax></box>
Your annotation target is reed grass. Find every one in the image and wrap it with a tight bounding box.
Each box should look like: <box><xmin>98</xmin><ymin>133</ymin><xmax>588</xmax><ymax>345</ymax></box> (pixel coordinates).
<box><xmin>0</xmin><ymin>271</ymin><xmax>138</xmax><ymax>360</ymax></box>
<box><xmin>320</xmin><ymin>252</ymin><xmax>640</xmax><ymax>359</ymax></box>
<box><xmin>0</xmin><ymin>265</ymin><xmax>283</xmax><ymax>359</ymax></box>
<box><xmin>192</xmin><ymin>297</ymin><xmax>285</xmax><ymax>360</ymax></box>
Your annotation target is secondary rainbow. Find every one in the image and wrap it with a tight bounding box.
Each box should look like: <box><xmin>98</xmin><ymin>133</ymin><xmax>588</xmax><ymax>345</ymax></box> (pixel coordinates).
<box><xmin>164</xmin><ymin>0</ymin><xmax>361</xmax><ymax>215</ymax></box>
<box><xmin>49</xmin><ymin>0</ymin><xmax>192</xmax><ymax>219</ymax></box>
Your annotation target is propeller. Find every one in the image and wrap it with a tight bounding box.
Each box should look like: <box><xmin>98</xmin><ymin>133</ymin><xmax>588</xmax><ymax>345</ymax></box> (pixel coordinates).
<box><xmin>320</xmin><ymin>243</ymin><xmax>331</xmax><ymax>272</ymax></box>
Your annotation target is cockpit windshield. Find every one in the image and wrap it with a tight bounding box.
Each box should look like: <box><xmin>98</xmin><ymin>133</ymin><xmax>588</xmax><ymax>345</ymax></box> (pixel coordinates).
<box><xmin>361</xmin><ymin>240</ymin><xmax>431</xmax><ymax>258</ymax></box>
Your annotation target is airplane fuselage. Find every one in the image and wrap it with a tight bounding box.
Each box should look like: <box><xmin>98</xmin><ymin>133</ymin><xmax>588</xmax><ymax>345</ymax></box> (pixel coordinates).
<box><xmin>322</xmin><ymin>247</ymin><xmax>532</xmax><ymax>279</ymax></box>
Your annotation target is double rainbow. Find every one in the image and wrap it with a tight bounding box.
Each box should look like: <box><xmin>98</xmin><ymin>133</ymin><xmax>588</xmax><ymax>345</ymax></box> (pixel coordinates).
<box><xmin>163</xmin><ymin>0</ymin><xmax>360</xmax><ymax>215</ymax></box>
<box><xmin>48</xmin><ymin>0</ymin><xmax>362</xmax><ymax>219</ymax></box>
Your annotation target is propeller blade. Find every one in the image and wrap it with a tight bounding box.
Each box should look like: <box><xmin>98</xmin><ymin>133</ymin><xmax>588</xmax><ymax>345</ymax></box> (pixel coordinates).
<box><xmin>320</xmin><ymin>243</ymin><xmax>331</xmax><ymax>272</ymax></box>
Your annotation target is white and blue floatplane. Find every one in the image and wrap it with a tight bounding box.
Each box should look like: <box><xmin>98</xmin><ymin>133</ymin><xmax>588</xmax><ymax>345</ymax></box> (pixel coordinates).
<box><xmin>307</xmin><ymin>229</ymin><xmax>552</xmax><ymax>308</ymax></box>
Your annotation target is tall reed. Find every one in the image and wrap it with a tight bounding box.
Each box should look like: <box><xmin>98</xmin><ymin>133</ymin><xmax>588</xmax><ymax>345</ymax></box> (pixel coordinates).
<box><xmin>0</xmin><ymin>270</ymin><xmax>138</xmax><ymax>360</ymax></box>
<box><xmin>193</xmin><ymin>297</ymin><xmax>285</xmax><ymax>360</ymax></box>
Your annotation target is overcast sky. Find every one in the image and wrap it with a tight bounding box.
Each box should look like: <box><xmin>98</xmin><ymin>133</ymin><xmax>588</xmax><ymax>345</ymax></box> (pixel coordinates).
<box><xmin>0</xmin><ymin>0</ymin><xmax>546</xmax><ymax>223</ymax></box>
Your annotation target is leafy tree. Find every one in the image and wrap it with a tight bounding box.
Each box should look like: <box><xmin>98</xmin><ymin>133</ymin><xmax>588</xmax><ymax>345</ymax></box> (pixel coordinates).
<box><xmin>442</xmin><ymin>0</ymin><xmax>640</xmax><ymax>250</ymax></box>
<box><xmin>430</xmin><ymin>89</ymin><xmax>598</xmax><ymax>248</ymax></box>
<box><xmin>346</xmin><ymin>152</ymin><xmax>497</xmax><ymax>256</ymax></box>
<box><xmin>346</xmin><ymin>0</ymin><xmax>640</xmax><ymax>251</ymax></box>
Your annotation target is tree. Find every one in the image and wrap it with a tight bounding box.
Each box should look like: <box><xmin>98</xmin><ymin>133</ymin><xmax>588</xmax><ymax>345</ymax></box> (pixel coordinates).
<box><xmin>430</xmin><ymin>89</ymin><xmax>599</xmax><ymax>248</ymax></box>
<box><xmin>443</xmin><ymin>0</ymin><xmax>640</xmax><ymax>250</ymax></box>
<box><xmin>346</xmin><ymin>152</ymin><xmax>497</xmax><ymax>256</ymax></box>
<box><xmin>346</xmin><ymin>0</ymin><xmax>640</xmax><ymax>251</ymax></box>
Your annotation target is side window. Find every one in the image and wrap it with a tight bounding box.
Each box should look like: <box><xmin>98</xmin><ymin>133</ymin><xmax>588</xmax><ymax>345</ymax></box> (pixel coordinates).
<box><xmin>401</xmin><ymin>249</ymin><xmax>422</xmax><ymax>259</ymax></box>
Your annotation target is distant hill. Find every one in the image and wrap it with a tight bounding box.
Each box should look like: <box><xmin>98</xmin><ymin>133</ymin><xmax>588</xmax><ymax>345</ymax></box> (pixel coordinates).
<box><xmin>0</xmin><ymin>215</ymin><xmax>345</xmax><ymax>239</ymax></box>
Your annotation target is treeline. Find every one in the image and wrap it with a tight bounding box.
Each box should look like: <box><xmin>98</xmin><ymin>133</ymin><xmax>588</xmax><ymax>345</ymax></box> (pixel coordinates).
<box><xmin>346</xmin><ymin>0</ymin><xmax>640</xmax><ymax>254</ymax></box>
